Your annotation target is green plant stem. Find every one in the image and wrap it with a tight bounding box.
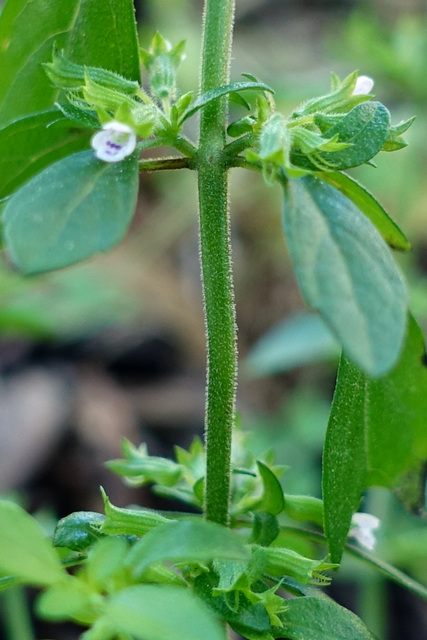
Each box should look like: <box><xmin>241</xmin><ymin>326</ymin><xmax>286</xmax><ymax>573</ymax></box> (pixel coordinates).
<box><xmin>197</xmin><ymin>0</ymin><xmax>236</xmax><ymax>526</ymax></box>
<box><xmin>138</xmin><ymin>158</ymin><xmax>191</xmax><ymax>172</ymax></box>
<box><xmin>224</xmin><ymin>133</ymin><xmax>255</xmax><ymax>157</ymax></box>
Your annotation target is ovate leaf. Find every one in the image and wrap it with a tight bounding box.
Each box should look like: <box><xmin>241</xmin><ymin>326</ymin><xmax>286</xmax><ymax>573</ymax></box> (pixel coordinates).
<box><xmin>282</xmin><ymin>175</ymin><xmax>408</xmax><ymax>377</ymax></box>
<box><xmin>0</xmin><ymin>110</ymin><xmax>91</xmax><ymax>200</ymax></box>
<box><xmin>0</xmin><ymin>500</ymin><xmax>64</xmax><ymax>586</ymax></box>
<box><xmin>3</xmin><ymin>150</ymin><xmax>139</xmax><ymax>274</ymax></box>
<box><xmin>103</xmin><ymin>585</ymin><xmax>226</xmax><ymax>640</ymax></box>
<box><xmin>319</xmin><ymin>170</ymin><xmax>410</xmax><ymax>251</ymax></box>
<box><xmin>0</xmin><ymin>0</ymin><xmax>140</xmax><ymax>126</ymax></box>
<box><xmin>66</xmin><ymin>0</ymin><xmax>140</xmax><ymax>80</ymax></box>
<box><xmin>323</xmin><ymin>314</ymin><xmax>427</xmax><ymax>562</ymax></box>
<box><xmin>127</xmin><ymin>518</ymin><xmax>250</xmax><ymax>577</ymax></box>
<box><xmin>275</xmin><ymin>597</ymin><xmax>376</xmax><ymax>640</ymax></box>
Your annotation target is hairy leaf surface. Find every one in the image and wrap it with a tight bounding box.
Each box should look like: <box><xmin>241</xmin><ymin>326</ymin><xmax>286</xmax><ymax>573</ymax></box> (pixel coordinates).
<box><xmin>282</xmin><ymin>175</ymin><xmax>408</xmax><ymax>376</ymax></box>
<box><xmin>3</xmin><ymin>150</ymin><xmax>139</xmax><ymax>274</ymax></box>
<box><xmin>127</xmin><ymin>518</ymin><xmax>250</xmax><ymax>577</ymax></box>
<box><xmin>276</xmin><ymin>597</ymin><xmax>376</xmax><ymax>639</ymax></box>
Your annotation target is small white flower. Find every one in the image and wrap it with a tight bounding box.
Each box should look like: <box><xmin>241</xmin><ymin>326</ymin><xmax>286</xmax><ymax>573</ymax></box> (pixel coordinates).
<box><xmin>91</xmin><ymin>121</ymin><xmax>137</xmax><ymax>163</ymax></box>
<box><xmin>349</xmin><ymin>512</ymin><xmax>380</xmax><ymax>551</ymax></box>
<box><xmin>352</xmin><ymin>75</ymin><xmax>375</xmax><ymax>96</ymax></box>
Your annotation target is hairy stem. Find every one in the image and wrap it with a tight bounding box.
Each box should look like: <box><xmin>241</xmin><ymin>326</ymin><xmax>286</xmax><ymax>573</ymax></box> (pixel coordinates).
<box><xmin>197</xmin><ymin>0</ymin><xmax>236</xmax><ymax>526</ymax></box>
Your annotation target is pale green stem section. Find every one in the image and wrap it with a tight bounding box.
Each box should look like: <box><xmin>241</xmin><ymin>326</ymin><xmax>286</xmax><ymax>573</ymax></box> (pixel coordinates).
<box><xmin>197</xmin><ymin>0</ymin><xmax>236</xmax><ymax>525</ymax></box>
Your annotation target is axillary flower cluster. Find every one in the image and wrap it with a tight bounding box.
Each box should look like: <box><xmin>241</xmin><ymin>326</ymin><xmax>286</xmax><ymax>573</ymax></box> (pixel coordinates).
<box><xmin>249</xmin><ymin>70</ymin><xmax>414</xmax><ymax>182</ymax></box>
<box><xmin>44</xmin><ymin>33</ymin><xmax>187</xmax><ymax>164</ymax></box>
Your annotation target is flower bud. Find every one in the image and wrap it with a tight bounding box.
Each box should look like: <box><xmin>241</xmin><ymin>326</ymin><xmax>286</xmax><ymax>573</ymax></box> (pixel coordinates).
<box><xmin>260</xmin><ymin>545</ymin><xmax>337</xmax><ymax>585</ymax></box>
<box><xmin>140</xmin><ymin>33</ymin><xmax>186</xmax><ymax>103</ymax></box>
<box><xmin>352</xmin><ymin>75</ymin><xmax>374</xmax><ymax>96</ymax></box>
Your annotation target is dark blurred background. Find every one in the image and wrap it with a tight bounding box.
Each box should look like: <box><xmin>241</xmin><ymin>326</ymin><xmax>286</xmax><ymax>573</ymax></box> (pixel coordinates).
<box><xmin>1</xmin><ymin>0</ymin><xmax>427</xmax><ymax>638</ymax></box>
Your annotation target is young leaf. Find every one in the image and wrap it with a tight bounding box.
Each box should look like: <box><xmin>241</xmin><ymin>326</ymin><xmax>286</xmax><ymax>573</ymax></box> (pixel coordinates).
<box><xmin>3</xmin><ymin>149</ymin><xmax>139</xmax><ymax>274</ymax></box>
<box><xmin>323</xmin><ymin>314</ymin><xmax>427</xmax><ymax>562</ymax></box>
<box><xmin>0</xmin><ymin>500</ymin><xmax>64</xmax><ymax>586</ymax></box>
<box><xmin>180</xmin><ymin>81</ymin><xmax>274</xmax><ymax>123</ymax></box>
<box><xmin>291</xmin><ymin>102</ymin><xmax>390</xmax><ymax>171</ymax></box>
<box><xmin>254</xmin><ymin>461</ymin><xmax>285</xmax><ymax>516</ymax></box>
<box><xmin>0</xmin><ymin>0</ymin><xmax>140</xmax><ymax>126</ymax></box>
<box><xmin>85</xmin><ymin>537</ymin><xmax>128</xmax><ymax>591</ymax></box>
<box><xmin>102</xmin><ymin>585</ymin><xmax>227</xmax><ymax>640</ymax></box>
<box><xmin>0</xmin><ymin>110</ymin><xmax>91</xmax><ymax>200</ymax></box>
<box><xmin>194</xmin><ymin>571</ymin><xmax>271</xmax><ymax>637</ymax></box>
<box><xmin>53</xmin><ymin>511</ymin><xmax>106</xmax><ymax>552</ymax></box>
<box><xmin>127</xmin><ymin>518</ymin><xmax>250</xmax><ymax>577</ymax></box>
<box><xmin>282</xmin><ymin>175</ymin><xmax>408</xmax><ymax>377</ymax></box>
<box><xmin>319</xmin><ymin>171</ymin><xmax>410</xmax><ymax>251</ymax></box>
<box><xmin>275</xmin><ymin>596</ymin><xmax>376</xmax><ymax>639</ymax></box>
<box><xmin>36</xmin><ymin>579</ymin><xmax>102</xmax><ymax>624</ymax></box>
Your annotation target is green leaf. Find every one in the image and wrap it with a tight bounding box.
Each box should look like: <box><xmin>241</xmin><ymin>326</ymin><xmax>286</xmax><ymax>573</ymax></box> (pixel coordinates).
<box><xmin>0</xmin><ymin>110</ymin><xmax>91</xmax><ymax>200</ymax></box>
<box><xmin>275</xmin><ymin>597</ymin><xmax>376</xmax><ymax>639</ymax></box>
<box><xmin>102</xmin><ymin>585</ymin><xmax>226</xmax><ymax>640</ymax></box>
<box><xmin>292</xmin><ymin>102</ymin><xmax>390</xmax><ymax>171</ymax></box>
<box><xmin>181</xmin><ymin>81</ymin><xmax>274</xmax><ymax>123</ymax></box>
<box><xmin>3</xmin><ymin>149</ymin><xmax>139</xmax><ymax>274</ymax></box>
<box><xmin>86</xmin><ymin>537</ymin><xmax>128</xmax><ymax>591</ymax></box>
<box><xmin>319</xmin><ymin>171</ymin><xmax>410</xmax><ymax>251</ymax></box>
<box><xmin>0</xmin><ymin>500</ymin><xmax>64</xmax><ymax>586</ymax></box>
<box><xmin>243</xmin><ymin>312</ymin><xmax>340</xmax><ymax>378</ymax></box>
<box><xmin>53</xmin><ymin>511</ymin><xmax>106</xmax><ymax>552</ymax></box>
<box><xmin>323</xmin><ymin>314</ymin><xmax>427</xmax><ymax>562</ymax></box>
<box><xmin>127</xmin><ymin>518</ymin><xmax>250</xmax><ymax>576</ymax></box>
<box><xmin>0</xmin><ymin>0</ymin><xmax>140</xmax><ymax>126</ymax></box>
<box><xmin>255</xmin><ymin>461</ymin><xmax>285</xmax><ymax>516</ymax></box>
<box><xmin>194</xmin><ymin>572</ymin><xmax>271</xmax><ymax>636</ymax></box>
<box><xmin>251</xmin><ymin>512</ymin><xmax>280</xmax><ymax>547</ymax></box>
<box><xmin>282</xmin><ymin>175</ymin><xmax>408</xmax><ymax>377</ymax></box>
<box><xmin>36</xmin><ymin>578</ymin><xmax>102</xmax><ymax>624</ymax></box>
